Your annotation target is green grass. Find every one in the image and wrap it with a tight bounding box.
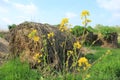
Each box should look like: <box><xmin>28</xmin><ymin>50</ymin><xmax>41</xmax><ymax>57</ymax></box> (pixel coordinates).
<box><xmin>0</xmin><ymin>58</ymin><xmax>41</xmax><ymax>80</ymax></box>
<box><xmin>86</xmin><ymin>47</ymin><xmax>120</xmax><ymax>80</ymax></box>
<box><xmin>85</xmin><ymin>46</ymin><xmax>110</xmax><ymax>63</ymax></box>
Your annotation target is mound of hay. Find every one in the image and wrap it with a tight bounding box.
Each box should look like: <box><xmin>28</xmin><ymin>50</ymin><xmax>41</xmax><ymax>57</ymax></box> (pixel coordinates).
<box><xmin>0</xmin><ymin>38</ymin><xmax>9</xmax><ymax>65</ymax></box>
<box><xmin>101</xmin><ymin>32</ymin><xmax>119</xmax><ymax>48</ymax></box>
<box><xmin>81</xmin><ymin>31</ymin><xmax>118</xmax><ymax>48</ymax></box>
<box><xmin>9</xmin><ymin>22</ymin><xmax>77</xmax><ymax>69</ymax></box>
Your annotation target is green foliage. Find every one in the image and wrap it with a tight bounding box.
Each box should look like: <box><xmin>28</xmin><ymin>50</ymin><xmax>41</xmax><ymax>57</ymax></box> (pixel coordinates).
<box><xmin>8</xmin><ymin>24</ymin><xmax>16</xmax><ymax>30</ymax></box>
<box><xmin>0</xmin><ymin>58</ymin><xmax>41</xmax><ymax>80</ymax></box>
<box><xmin>71</xmin><ymin>25</ymin><xmax>84</xmax><ymax>37</ymax></box>
<box><xmin>71</xmin><ymin>25</ymin><xmax>96</xmax><ymax>37</ymax></box>
<box><xmin>95</xmin><ymin>24</ymin><xmax>117</xmax><ymax>38</ymax></box>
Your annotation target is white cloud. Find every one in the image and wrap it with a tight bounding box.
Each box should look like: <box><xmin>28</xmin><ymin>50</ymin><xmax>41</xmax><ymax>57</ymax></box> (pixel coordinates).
<box><xmin>97</xmin><ymin>0</ymin><xmax>120</xmax><ymax>24</ymax></box>
<box><xmin>97</xmin><ymin>0</ymin><xmax>120</xmax><ymax>12</ymax></box>
<box><xmin>65</xmin><ymin>12</ymin><xmax>77</xmax><ymax>18</ymax></box>
<box><xmin>3</xmin><ymin>0</ymin><xmax>10</xmax><ymax>3</ymax></box>
<box><xmin>13</xmin><ymin>2</ymin><xmax>38</xmax><ymax>15</ymax></box>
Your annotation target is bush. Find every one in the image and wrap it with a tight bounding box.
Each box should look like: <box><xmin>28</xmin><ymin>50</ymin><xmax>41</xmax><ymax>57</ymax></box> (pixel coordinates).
<box><xmin>71</xmin><ymin>25</ymin><xmax>85</xmax><ymax>37</ymax></box>
<box><xmin>94</xmin><ymin>24</ymin><xmax>117</xmax><ymax>38</ymax></box>
<box><xmin>8</xmin><ymin>24</ymin><xmax>16</xmax><ymax>30</ymax></box>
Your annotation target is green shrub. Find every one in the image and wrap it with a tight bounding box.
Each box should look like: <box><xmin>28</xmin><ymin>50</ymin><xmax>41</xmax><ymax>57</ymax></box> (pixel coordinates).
<box><xmin>95</xmin><ymin>24</ymin><xmax>117</xmax><ymax>38</ymax></box>
<box><xmin>71</xmin><ymin>25</ymin><xmax>84</xmax><ymax>37</ymax></box>
<box><xmin>8</xmin><ymin>24</ymin><xmax>16</xmax><ymax>30</ymax></box>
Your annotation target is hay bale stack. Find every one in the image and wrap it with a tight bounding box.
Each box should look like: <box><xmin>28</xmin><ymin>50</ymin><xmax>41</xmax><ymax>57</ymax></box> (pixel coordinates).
<box><xmin>101</xmin><ymin>32</ymin><xmax>119</xmax><ymax>48</ymax></box>
<box><xmin>9</xmin><ymin>22</ymin><xmax>76</xmax><ymax>69</ymax></box>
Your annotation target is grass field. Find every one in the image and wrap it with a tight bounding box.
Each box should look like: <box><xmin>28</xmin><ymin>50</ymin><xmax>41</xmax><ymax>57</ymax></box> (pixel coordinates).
<box><xmin>0</xmin><ymin>46</ymin><xmax>120</xmax><ymax>80</ymax></box>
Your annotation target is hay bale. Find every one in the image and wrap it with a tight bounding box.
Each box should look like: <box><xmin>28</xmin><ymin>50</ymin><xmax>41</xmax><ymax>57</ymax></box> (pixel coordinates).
<box><xmin>0</xmin><ymin>38</ymin><xmax>9</xmax><ymax>65</ymax></box>
<box><xmin>9</xmin><ymin>22</ymin><xmax>77</xmax><ymax>69</ymax></box>
<box><xmin>101</xmin><ymin>32</ymin><xmax>119</xmax><ymax>48</ymax></box>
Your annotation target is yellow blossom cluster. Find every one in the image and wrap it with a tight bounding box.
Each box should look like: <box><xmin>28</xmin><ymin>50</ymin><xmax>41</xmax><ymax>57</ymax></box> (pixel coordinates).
<box><xmin>106</xmin><ymin>50</ymin><xmax>111</xmax><ymax>54</ymax></box>
<box><xmin>81</xmin><ymin>10</ymin><xmax>91</xmax><ymax>26</ymax></box>
<box><xmin>47</xmin><ymin>32</ymin><xmax>54</xmax><ymax>39</ymax></box>
<box><xmin>33</xmin><ymin>53</ymin><xmax>42</xmax><ymax>63</ymax></box>
<box><xmin>28</xmin><ymin>29</ymin><xmax>40</xmax><ymax>42</ymax></box>
<box><xmin>73</xmin><ymin>41</ymin><xmax>81</xmax><ymax>49</ymax></box>
<box><xmin>59</xmin><ymin>18</ymin><xmax>69</xmax><ymax>32</ymax></box>
<box><xmin>78</xmin><ymin>57</ymin><xmax>91</xmax><ymax>70</ymax></box>
<box><xmin>67</xmin><ymin>50</ymin><xmax>74</xmax><ymax>56</ymax></box>
<box><xmin>81</xmin><ymin>10</ymin><xmax>90</xmax><ymax>17</ymax></box>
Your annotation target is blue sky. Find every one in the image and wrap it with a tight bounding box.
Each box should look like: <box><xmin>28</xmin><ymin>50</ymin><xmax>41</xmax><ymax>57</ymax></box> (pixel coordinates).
<box><xmin>0</xmin><ymin>0</ymin><xmax>120</xmax><ymax>30</ymax></box>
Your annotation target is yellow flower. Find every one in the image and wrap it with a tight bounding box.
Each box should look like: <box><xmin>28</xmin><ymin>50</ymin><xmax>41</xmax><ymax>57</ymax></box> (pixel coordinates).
<box><xmin>106</xmin><ymin>50</ymin><xmax>111</xmax><ymax>54</ymax></box>
<box><xmin>73</xmin><ymin>41</ymin><xmax>81</xmax><ymax>49</ymax></box>
<box><xmin>28</xmin><ymin>33</ymin><xmax>32</xmax><ymax>38</ymax></box>
<box><xmin>67</xmin><ymin>50</ymin><xmax>74</xmax><ymax>56</ymax></box>
<box><xmin>86</xmin><ymin>19</ymin><xmax>92</xmax><ymax>22</ymax></box>
<box><xmin>59</xmin><ymin>18</ymin><xmax>69</xmax><ymax>32</ymax></box>
<box><xmin>81</xmin><ymin>10</ymin><xmax>90</xmax><ymax>17</ymax></box>
<box><xmin>69</xmin><ymin>28</ymin><xmax>72</xmax><ymax>32</ymax></box>
<box><xmin>33</xmin><ymin>53</ymin><xmax>42</xmax><ymax>63</ymax></box>
<box><xmin>78</xmin><ymin>57</ymin><xmax>88</xmax><ymax>65</ymax></box>
<box><xmin>28</xmin><ymin>29</ymin><xmax>38</xmax><ymax>39</ymax></box>
<box><xmin>33</xmin><ymin>36</ymin><xmax>39</xmax><ymax>42</ymax></box>
<box><xmin>59</xmin><ymin>26</ymin><xmax>68</xmax><ymax>32</ymax></box>
<box><xmin>82</xmin><ymin>19</ymin><xmax>91</xmax><ymax>25</ymax></box>
<box><xmin>78</xmin><ymin>57</ymin><xmax>91</xmax><ymax>69</ymax></box>
<box><xmin>33</xmin><ymin>53</ymin><xmax>42</xmax><ymax>60</ymax></box>
<box><xmin>38</xmin><ymin>60</ymin><xmax>41</xmax><ymax>63</ymax></box>
<box><xmin>47</xmin><ymin>32</ymin><xmax>54</xmax><ymax>39</ymax></box>
<box><xmin>60</xmin><ymin>18</ymin><xmax>69</xmax><ymax>25</ymax></box>
<box><xmin>86</xmin><ymin>74</ymin><xmax>90</xmax><ymax>78</ymax></box>
<box><xmin>32</xmin><ymin>29</ymin><xmax>37</xmax><ymax>33</ymax></box>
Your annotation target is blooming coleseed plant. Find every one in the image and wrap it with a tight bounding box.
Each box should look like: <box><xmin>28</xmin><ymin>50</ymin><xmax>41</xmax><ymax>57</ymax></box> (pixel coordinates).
<box><xmin>28</xmin><ymin>29</ymin><xmax>40</xmax><ymax>42</ymax></box>
<box><xmin>81</xmin><ymin>10</ymin><xmax>91</xmax><ymax>27</ymax></box>
<box><xmin>78</xmin><ymin>57</ymin><xmax>91</xmax><ymax>70</ymax></box>
<box><xmin>28</xmin><ymin>29</ymin><xmax>42</xmax><ymax>63</ymax></box>
<box><xmin>59</xmin><ymin>18</ymin><xmax>69</xmax><ymax>32</ymax></box>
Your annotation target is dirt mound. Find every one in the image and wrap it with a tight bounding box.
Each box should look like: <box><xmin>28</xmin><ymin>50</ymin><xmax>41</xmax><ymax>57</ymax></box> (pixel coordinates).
<box><xmin>9</xmin><ymin>22</ymin><xmax>77</xmax><ymax>69</ymax></box>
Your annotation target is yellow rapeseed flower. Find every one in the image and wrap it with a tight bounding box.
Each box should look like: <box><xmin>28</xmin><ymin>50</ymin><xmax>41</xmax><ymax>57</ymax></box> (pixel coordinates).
<box><xmin>67</xmin><ymin>50</ymin><xmax>74</xmax><ymax>56</ymax></box>
<box><xmin>59</xmin><ymin>18</ymin><xmax>69</xmax><ymax>32</ymax></box>
<box><xmin>86</xmin><ymin>19</ymin><xmax>92</xmax><ymax>22</ymax></box>
<box><xmin>78</xmin><ymin>57</ymin><xmax>91</xmax><ymax>69</ymax></box>
<box><xmin>38</xmin><ymin>60</ymin><xmax>41</xmax><ymax>63</ymax></box>
<box><xmin>60</xmin><ymin>18</ymin><xmax>69</xmax><ymax>25</ymax></box>
<box><xmin>47</xmin><ymin>32</ymin><xmax>54</xmax><ymax>39</ymax></box>
<box><xmin>86</xmin><ymin>74</ymin><xmax>90</xmax><ymax>78</ymax></box>
<box><xmin>33</xmin><ymin>36</ymin><xmax>40</xmax><ymax>42</ymax></box>
<box><xmin>28</xmin><ymin>29</ymin><xmax>39</xmax><ymax>42</ymax></box>
<box><xmin>106</xmin><ymin>50</ymin><xmax>111</xmax><ymax>54</ymax></box>
<box><xmin>32</xmin><ymin>29</ymin><xmax>37</xmax><ymax>33</ymax></box>
<box><xmin>73</xmin><ymin>41</ymin><xmax>81</xmax><ymax>49</ymax></box>
<box><xmin>81</xmin><ymin>10</ymin><xmax>90</xmax><ymax>17</ymax></box>
<box><xmin>33</xmin><ymin>53</ymin><xmax>42</xmax><ymax>63</ymax></box>
<box><xmin>78</xmin><ymin>57</ymin><xmax>88</xmax><ymax>66</ymax></box>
